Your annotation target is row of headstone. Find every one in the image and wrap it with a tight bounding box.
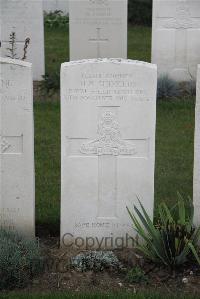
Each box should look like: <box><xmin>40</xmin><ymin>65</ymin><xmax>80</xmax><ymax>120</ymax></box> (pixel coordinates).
<box><xmin>1</xmin><ymin>56</ymin><xmax>200</xmax><ymax>248</ymax></box>
<box><xmin>70</xmin><ymin>0</ymin><xmax>200</xmax><ymax>81</ymax></box>
<box><xmin>0</xmin><ymin>56</ymin><xmax>157</xmax><ymax>247</ymax></box>
<box><xmin>1</xmin><ymin>0</ymin><xmax>200</xmax><ymax>82</ymax></box>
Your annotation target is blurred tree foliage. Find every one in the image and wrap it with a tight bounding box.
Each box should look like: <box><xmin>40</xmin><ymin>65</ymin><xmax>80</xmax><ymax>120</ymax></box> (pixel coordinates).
<box><xmin>128</xmin><ymin>0</ymin><xmax>152</xmax><ymax>26</ymax></box>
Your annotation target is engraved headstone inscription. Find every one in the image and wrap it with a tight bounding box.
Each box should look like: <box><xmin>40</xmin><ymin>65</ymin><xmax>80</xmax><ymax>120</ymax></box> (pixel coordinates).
<box><xmin>194</xmin><ymin>65</ymin><xmax>200</xmax><ymax>226</ymax></box>
<box><xmin>61</xmin><ymin>58</ymin><xmax>157</xmax><ymax>249</ymax></box>
<box><xmin>0</xmin><ymin>0</ymin><xmax>45</xmax><ymax>80</ymax></box>
<box><xmin>0</xmin><ymin>57</ymin><xmax>35</xmax><ymax>236</ymax></box>
<box><xmin>152</xmin><ymin>0</ymin><xmax>200</xmax><ymax>81</ymax></box>
<box><xmin>69</xmin><ymin>0</ymin><xmax>127</xmax><ymax>60</ymax></box>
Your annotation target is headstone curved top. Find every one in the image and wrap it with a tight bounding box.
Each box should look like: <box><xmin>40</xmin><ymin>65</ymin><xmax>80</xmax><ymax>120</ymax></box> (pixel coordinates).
<box><xmin>0</xmin><ymin>57</ymin><xmax>35</xmax><ymax>237</ymax></box>
<box><xmin>61</xmin><ymin>58</ymin><xmax>157</xmax><ymax>249</ymax></box>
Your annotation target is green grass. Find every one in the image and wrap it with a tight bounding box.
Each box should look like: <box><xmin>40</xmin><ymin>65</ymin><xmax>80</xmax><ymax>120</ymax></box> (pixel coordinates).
<box><xmin>1</xmin><ymin>293</ymin><xmax>200</xmax><ymax>299</ymax></box>
<box><xmin>34</xmin><ymin>101</ymin><xmax>60</xmax><ymax>233</ymax></box>
<box><xmin>45</xmin><ymin>26</ymin><xmax>69</xmax><ymax>74</ymax></box>
<box><xmin>155</xmin><ymin>99</ymin><xmax>195</xmax><ymax>215</ymax></box>
<box><xmin>128</xmin><ymin>26</ymin><xmax>151</xmax><ymax>62</ymax></box>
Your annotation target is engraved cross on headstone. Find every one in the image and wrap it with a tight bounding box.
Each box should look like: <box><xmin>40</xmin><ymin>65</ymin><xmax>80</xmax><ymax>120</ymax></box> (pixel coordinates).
<box><xmin>89</xmin><ymin>28</ymin><xmax>109</xmax><ymax>58</ymax></box>
<box><xmin>0</xmin><ymin>135</ymin><xmax>23</xmax><ymax>154</ymax></box>
<box><xmin>66</xmin><ymin>106</ymin><xmax>148</xmax><ymax>219</ymax></box>
<box><xmin>159</xmin><ymin>1</ymin><xmax>199</xmax><ymax>69</ymax></box>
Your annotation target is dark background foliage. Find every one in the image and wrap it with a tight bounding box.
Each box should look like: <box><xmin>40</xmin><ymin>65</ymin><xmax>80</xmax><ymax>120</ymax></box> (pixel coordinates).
<box><xmin>128</xmin><ymin>0</ymin><xmax>152</xmax><ymax>26</ymax></box>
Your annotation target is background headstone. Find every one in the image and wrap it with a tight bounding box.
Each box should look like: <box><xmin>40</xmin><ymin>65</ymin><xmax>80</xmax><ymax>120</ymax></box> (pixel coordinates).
<box><xmin>69</xmin><ymin>0</ymin><xmax>127</xmax><ymax>60</ymax></box>
<box><xmin>194</xmin><ymin>65</ymin><xmax>200</xmax><ymax>226</ymax></box>
<box><xmin>0</xmin><ymin>57</ymin><xmax>35</xmax><ymax>236</ymax></box>
<box><xmin>61</xmin><ymin>58</ymin><xmax>157</xmax><ymax>249</ymax></box>
<box><xmin>43</xmin><ymin>0</ymin><xmax>69</xmax><ymax>14</ymax></box>
<box><xmin>152</xmin><ymin>0</ymin><xmax>200</xmax><ymax>81</ymax></box>
<box><xmin>0</xmin><ymin>0</ymin><xmax>45</xmax><ymax>81</ymax></box>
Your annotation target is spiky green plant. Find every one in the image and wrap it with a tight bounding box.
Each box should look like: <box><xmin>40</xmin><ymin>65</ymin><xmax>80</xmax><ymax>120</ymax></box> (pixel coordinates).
<box><xmin>127</xmin><ymin>194</ymin><xmax>200</xmax><ymax>271</ymax></box>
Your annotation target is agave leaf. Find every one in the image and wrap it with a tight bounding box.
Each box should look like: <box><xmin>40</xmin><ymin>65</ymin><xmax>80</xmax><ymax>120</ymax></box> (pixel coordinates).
<box><xmin>131</xmin><ymin>205</ymin><xmax>169</xmax><ymax>265</ymax></box>
<box><xmin>135</xmin><ymin>198</ymin><xmax>160</xmax><ymax>239</ymax></box>
<box><xmin>187</xmin><ymin>195</ymin><xmax>194</xmax><ymax>226</ymax></box>
<box><xmin>136</xmin><ymin>244</ymin><xmax>158</xmax><ymax>262</ymax></box>
<box><xmin>134</xmin><ymin>205</ymin><xmax>160</xmax><ymax>243</ymax></box>
<box><xmin>159</xmin><ymin>230</ymin><xmax>172</xmax><ymax>265</ymax></box>
<box><xmin>188</xmin><ymin>242</ymin><xmax>200</xmax><ymax>265</ymax></box>
<box><xmin>126</xmin><ymin>207</ymin><xmax>152</xmax><ymax>244</ymax></box>
<box><xmin>158</xmin><ymin>204</ymin><xmax>168</xmax><ymax>227</ymax></box>
<box><xmin>159</xmin><ymin>202</ymin><xmax>174</xmax><ymax>225</ymax></box>
<box><xmin>177</xmin><ymin>192</ymin><xmax>186</xmax><ymax>225</ymax></box>
<box><xmin>190</xmin><ymin>226</ymin><xmax>200</xmax><ymax>245</ymax></box>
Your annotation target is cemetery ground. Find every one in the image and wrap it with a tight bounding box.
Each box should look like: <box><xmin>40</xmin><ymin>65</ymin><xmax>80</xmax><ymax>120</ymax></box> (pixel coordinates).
<box><xmin>0</xmin><ymin>25</ymin><xmax>198</xmax><ymax>298</ymax></box>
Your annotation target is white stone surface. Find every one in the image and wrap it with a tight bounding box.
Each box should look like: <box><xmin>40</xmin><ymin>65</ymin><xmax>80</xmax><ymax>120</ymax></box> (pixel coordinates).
<box><xmin>194</xmin><ymin>65</ymin><xmax>200</xmax><ymax>226</ymax></box>
<box><xmin>43</xmin><ymin>0</ymin><xmax>69</xmax><ymax>14</ymax></box>
<box><xmin>0</xmin><ymin>0</ymin><xmax>45</xmax><ymax>81</ymax></box>
<box><xmin>0</xmin><ymin>57</ymin><xmax>35</xmax><ymax>237</ymax></box>
<box><xmin>69</xmin><ymin>0</ymin><xmax>127</xmax><ymax>60</ymax></box>
<box><xmin>61</xmin><ymin>58</ymin><xmax>157</xmax><ymax>249</ymax></box>
<box><xmin>152</xmin><ymin>0</ymin><xmax>200</xmax><ymax>81</ymax></box>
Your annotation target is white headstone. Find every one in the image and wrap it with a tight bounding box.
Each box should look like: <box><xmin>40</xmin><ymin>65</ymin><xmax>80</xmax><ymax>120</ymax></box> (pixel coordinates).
<box><xmin>69</xmin><ymin>0</ymin><xmax>127</xmax><ymax>60</ymax></box>
<box><xmin>61</xmin><ymin>58</ymin><xmax>157</xmax><ymax>249</ymax></box>
<box><xmin>152</xmin><ymin>0</ymin><xmax>200</xmax><ymax>81</ymax></box>
<box><xmin>0</xmin><ymin>57</ymin><xmax>35</xmax><ymax>236</ymax></box>
<box><xmin>194</xmin><ymin>65</ymin><xmax>200</xmax><ymax>226</ymax></box>
<box><xmin>0</xmin><ymin>0</ymin><xmax>45</xmax><ymax>81</ymax></box>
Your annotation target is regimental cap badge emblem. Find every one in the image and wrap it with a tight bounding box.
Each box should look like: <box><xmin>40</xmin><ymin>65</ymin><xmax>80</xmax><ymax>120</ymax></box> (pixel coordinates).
<box><xmin>80</xmin><ymin>111</ymin><xmax>136</xmax><ymax>156</ymax></box>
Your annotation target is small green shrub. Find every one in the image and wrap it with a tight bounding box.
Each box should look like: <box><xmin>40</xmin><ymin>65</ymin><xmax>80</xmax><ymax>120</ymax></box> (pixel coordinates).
<box><xmin>0</xmin><ymin>230</ymin><xmax>43</xmax><ymax>290</ymax></box>
<box><xmin>126</xmin><ymin>266</ymin><xmax>148</xmax><ymax>284</ymax></box>
<box><xmin>157</xmin><ymin>75</ymin><xmax>180</xmax><ymax>100</ymax></box>
<box><xmin>71</xmin><ymin>251</ymin><xmax>121</xmax><ymax>272</ymax></box>
<box><xmin>183</xmin><ymin>80</ymin><xmax>196</xmax><ymax>97</ymax></box>
<box><xmin>41</xmin><ymin>72</ymin><xmax>60</xmax><ymax>95</ymax></box>
<box><xmin>127</xmin><ymin>194</ymin><xmax>200</xmax><ymax>271</ymax></box>
<box><xmin>44</xmin><ymin>10</ymin><xmax>69</xmax><ymax>28</ymax></box>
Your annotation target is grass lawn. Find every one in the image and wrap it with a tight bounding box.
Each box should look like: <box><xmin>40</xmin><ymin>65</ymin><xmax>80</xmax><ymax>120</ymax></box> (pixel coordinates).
<box><xmin>1</xmin><ymin>293</ymin><xmax>200</xmax><ymax>299</ymax></box>
<box><xmin>34</xmin><ymin>25</ymin><xmax>195</xmax><ymax>231</ymax></box>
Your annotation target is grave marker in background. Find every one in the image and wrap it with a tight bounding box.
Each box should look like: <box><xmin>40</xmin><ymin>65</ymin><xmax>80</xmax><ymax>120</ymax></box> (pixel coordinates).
<box><xmin>0</xmin><ymin>57</ymin><xmax>35</xmax><ymax>236</ymax></box>
<box><xmin>61</xmin><ymin>58</ymin><xmax>157</xmax><ymax>249</ymax></box>
<box><xmin>152</xmin><ymin>0</ymin><xmax>200</xmax><ymax>81</ymax></box>
<box><xmin>69</xmin><ymin>0</ymin><xmax>127</xmax><ymax>60</ymax></box>
<box><xmin>0</xmin><ymin>0</ymin><xmax>45</xmax><ymax>81</ymax></box>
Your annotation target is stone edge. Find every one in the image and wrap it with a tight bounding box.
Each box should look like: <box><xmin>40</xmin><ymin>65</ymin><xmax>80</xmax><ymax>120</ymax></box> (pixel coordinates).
<box><xmin>61</xmin><ymin>58</ymin><xmax>157</xmax><ymax>70</ymax></box>
<box><xmin>0</xmin><ymin>57</ymin><xmax>32</xmax><ymax>68</ymax></box>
